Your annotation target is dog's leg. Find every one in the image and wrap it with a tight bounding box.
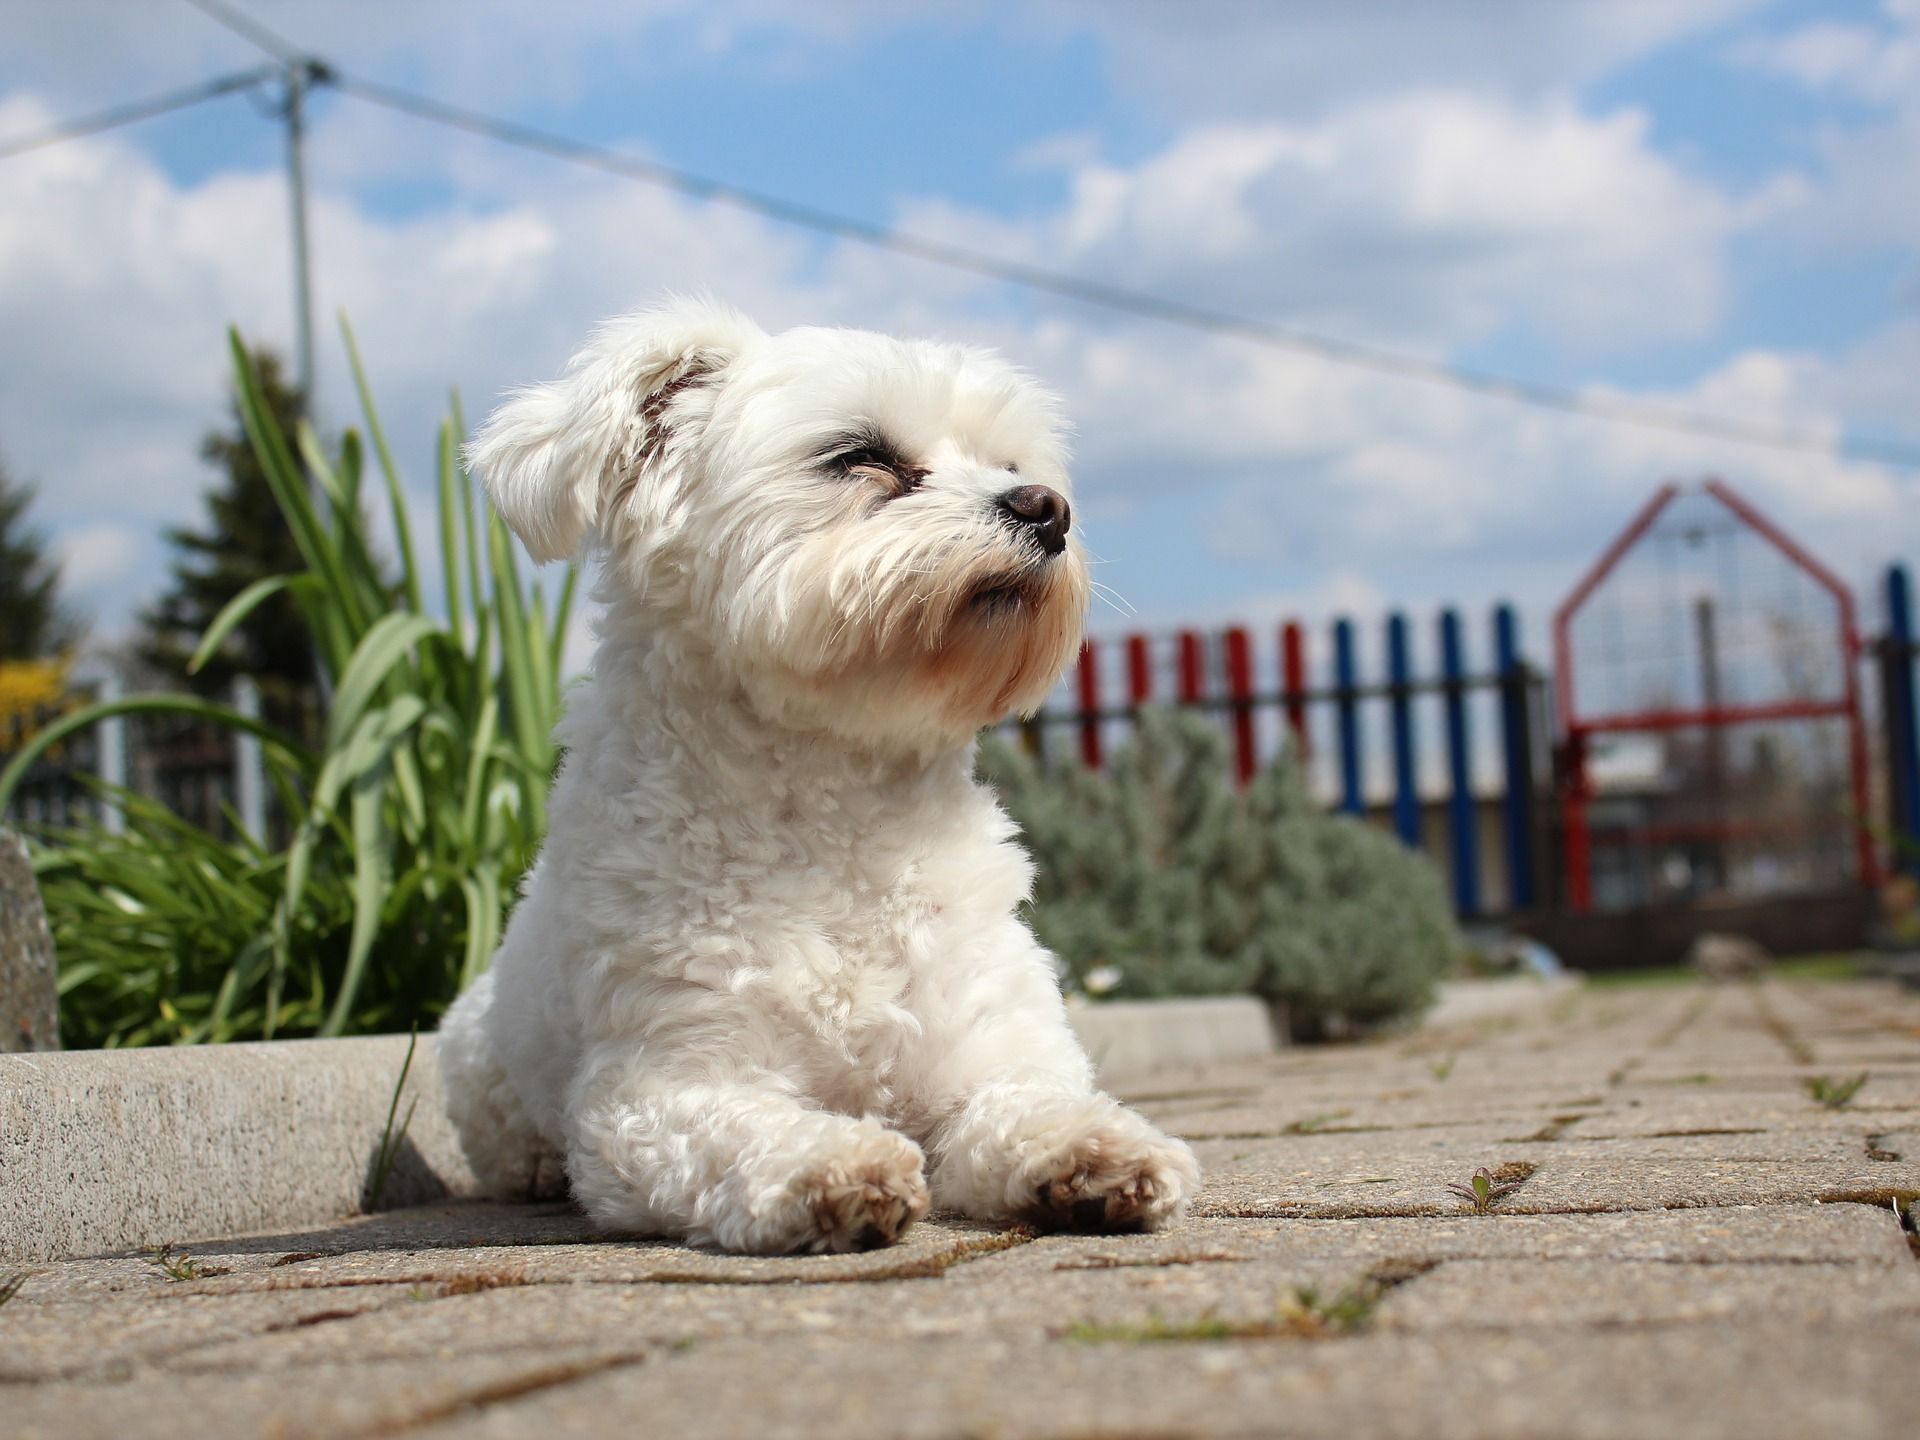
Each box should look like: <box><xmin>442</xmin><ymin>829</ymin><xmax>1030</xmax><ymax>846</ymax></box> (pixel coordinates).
<box><xmin>916</xmin><ymin>927</ymin><xmax>1200</xmax><ymax>1232</ymax></box>
<box><xmin>437</xmin><ymin>970</ymin><xmax>568</xmax><ymax>1200</ymax></box>
<box><xmin>566</xmin><ymin>1051</ymin><xmax>930</xmax><ymax>1254</ymax></box>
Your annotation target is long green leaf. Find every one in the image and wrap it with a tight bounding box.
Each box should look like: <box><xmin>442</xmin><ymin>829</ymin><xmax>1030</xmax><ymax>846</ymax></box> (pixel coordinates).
<box><xmin>228</xmin><ymin>329</ymin><xmax>361</xmax><ymax>632</ymax></box>
<box><xmin>187</xmin><ymin>574</ymin><xmax>298</xmax><ymax>675</ymax></box>
<box><xmin>0</xmin><ymin>696</ymin><xmax>308</xmax><ymax>812</ymax></box>
<box><xmin>321</xmin><ymin>771</ymin><xmax>392</xmax><ymax>1037</ymax></box>
<box><xmin>436</xmin><ymin>419</ymin><xmax>466</xmax><ymax>647</ymax></box>
<box><xmin>325</xmin><ymin>614</ymin><xmax>438</xmax><ymax>752</ymax></box>
<box><xmin>339</xmin><ymin>313</ymin><xmax>423</xmax><ymax>612</ymax></box>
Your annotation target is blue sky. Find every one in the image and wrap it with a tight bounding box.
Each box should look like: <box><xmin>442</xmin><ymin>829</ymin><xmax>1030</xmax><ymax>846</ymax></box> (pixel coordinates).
<box><xmin>2</xmin><ymin>0</ymin><xmax>1916</xmax><ymax>686</ymax></box>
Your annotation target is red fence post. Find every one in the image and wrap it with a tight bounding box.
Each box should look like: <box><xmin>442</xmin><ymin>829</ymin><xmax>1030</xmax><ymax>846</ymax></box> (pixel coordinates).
<box><xmin>1126</xmin><ymin>633</ymin><xmax>1152</xmax><ymax>708</ymax></box>
<box><xmin>1281</xmin><ymin>621</ymin><xmax>1309</xmax><ymax>760</ymax></box>
<box><xmin>1224</xmin><ymin>626</ymin><xmax>1256</xmax><ymax>786</ymax></box>
<box><xmin>1177</xmin><ymin>631</ymin><xmax>1204</xmax><ymax>705</ymax></box>
<box><xmin>1077</xmin><ymin>639</ymin><xmax>1102</xmax><ymax>769</ymax></box>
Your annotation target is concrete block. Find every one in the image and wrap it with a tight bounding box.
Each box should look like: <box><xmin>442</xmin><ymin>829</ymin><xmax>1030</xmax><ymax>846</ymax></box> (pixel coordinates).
<box><xmin>0</xmin><ymin>1034</ymin><xmax>475</xmax><ymax>1264</ymax></box>
<box><xmin>0</xmin><ymin>827</ymin><xmax>58</xmax><ymax>1052</ymax></box>
<box><xmin>1067</xmin><ymin>995</ymin><xmax>1280</xmax><ymax>1083</ymax></box>
<box><xmin>2</xmin><ymin>995</ymin><xmax>1277</xmax><ymax>1264</ymax></box>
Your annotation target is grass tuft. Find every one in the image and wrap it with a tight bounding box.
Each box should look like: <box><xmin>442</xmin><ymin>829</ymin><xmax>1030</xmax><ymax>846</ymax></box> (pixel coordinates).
<box><xmin>147</xmin><ymin>1243</ymin><xmax>226</xmax><ymax>1282</ymax></box>
<box><xmin>1061</xmin><ymin>1260</ymin><xmax>1431</xmax><ymax>1344</ymax></box>
<box><xmin>1445</xmin><ymin>1164</ymin><xmax>1533</xmax><ymax>1213</ymax></box>
<box><xmin>1284</xmin><ymin>1110</ymin><xmax>1350</xmax><ymax>1135</ymax></box>
<box><xmin>365</xmin><ymin>1026</ymin><xmax>421</xmax><ymax>1210</ymax></box>
<box><xmin>1804</xmin><ymin>1072</ymin><xmax>1869</xmax><ymax>1109</ymax></box>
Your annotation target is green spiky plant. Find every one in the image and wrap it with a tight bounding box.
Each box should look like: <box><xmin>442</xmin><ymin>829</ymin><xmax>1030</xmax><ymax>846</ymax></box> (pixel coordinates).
<box><xmin>1445</xmin><ymin>1167</ymin><xmax>1523</xmax><ymax>1214</ymax></box>
<box><xmin>0</xmin><ymin>322</ymin><xmax>573</xmax><ymax>1046</ymax></box>
<box><xmin>1804</xmin><ymin>1073</ymin><xmax>1870</xmax><ymax>1109</ymax></box>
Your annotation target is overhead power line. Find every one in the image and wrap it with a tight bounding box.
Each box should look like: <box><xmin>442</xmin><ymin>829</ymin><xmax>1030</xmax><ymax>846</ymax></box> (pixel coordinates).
<box><xmin>178</xmin><ymin>0</ymin><xmax>305</xmax><ymax>65</ymax></box>
<box><xmin>0</xmin><ymin>67</ymin><xmax>277</xmax><ymax>161</ymax></box>
<box><xmin>23</xmin><ymin>0</ymin><xmax>1920</xmax><ymax>471</ymax></box>
<box><xmin>334</xmin><ymin>76</ymin><xmax>1920</xmax><ymax>471</ymax></box>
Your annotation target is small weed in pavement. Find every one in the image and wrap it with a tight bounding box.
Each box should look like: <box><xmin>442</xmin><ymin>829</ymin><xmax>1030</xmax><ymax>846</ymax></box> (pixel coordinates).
<box><xmin>1446</xmin><ymin>1167</ymin><xmax>1525</xmax><ymax>1214</ymax></box>
<box><xmin>148</xmin><ymin>1243</ymin><xmax>224</xmax><ymax>1282</ymax></box>
<box><xmin>0</xmin><ymin>1274</ymin><xmax>24</xmax><ymax>1308</ymax></box>
<box><xmin>1804</xmin><ymin>1073</ymin><xmax>1869</xmax><ymax>1109</ymax></box>
<box><xmin>1284</xmin><ymin>1110</ymin><xmax>1350</xmax><ymax>1135</ymax></box>
<box><xmin>1894</xmin><ymin>1196</ymin><xmax>1920</xmax><ymax>1260</ymax></box>
<box><xmin>1428</xmin><ymin>1056</ymin><xmax>1457</xmax><ymax>1081</ymax></box>
<box><xmin>1063</xmin><ymin>1263</ymin><xmax>1423</xmax><ymax>1344</ymax></box>
<box><xmin>366</xmin><ymin>1027</ymin><xmax>421</xmax><ymax>1210</ymax></box>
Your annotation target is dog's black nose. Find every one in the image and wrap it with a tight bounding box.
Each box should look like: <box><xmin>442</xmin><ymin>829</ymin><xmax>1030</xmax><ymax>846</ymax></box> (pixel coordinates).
<box><xmin>997</xmin><ymin>485</ymin><xmax>1071</xmax><ymax>555</ymax></box>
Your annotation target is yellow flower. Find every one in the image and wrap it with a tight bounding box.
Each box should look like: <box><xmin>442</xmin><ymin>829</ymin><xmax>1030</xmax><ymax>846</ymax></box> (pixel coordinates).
<box><xmin>0</xmin><ymin>657</ymin><xmax>73</xmax><ymax>736</ymax></box>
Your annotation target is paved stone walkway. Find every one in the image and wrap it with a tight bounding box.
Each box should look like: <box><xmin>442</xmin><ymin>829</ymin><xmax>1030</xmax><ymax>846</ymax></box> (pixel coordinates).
<box><xmin>6</xmin><ymin>978</ymin><xmax>1919</xmax><ymax>1439</ymax></box>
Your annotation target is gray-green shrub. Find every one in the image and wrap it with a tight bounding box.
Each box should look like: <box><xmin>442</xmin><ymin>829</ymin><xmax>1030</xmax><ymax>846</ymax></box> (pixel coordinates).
<box><xmin>978</xmin><ymin>707</ymin><xmax>1461</xmax><ymax>1035</ymax></box>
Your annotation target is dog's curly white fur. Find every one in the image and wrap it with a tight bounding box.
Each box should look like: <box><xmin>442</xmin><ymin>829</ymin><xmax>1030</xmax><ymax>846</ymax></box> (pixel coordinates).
<box><xmin>437</xmin><ymin>299</ymin><xmax>1199</xmax><ymax>1254</ymax></box>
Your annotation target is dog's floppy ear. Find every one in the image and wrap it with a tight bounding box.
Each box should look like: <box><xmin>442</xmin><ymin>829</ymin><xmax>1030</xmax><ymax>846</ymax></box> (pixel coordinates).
<box><xmin>468</xmin><ymin>299</ymin><xmax>764</xmax><ymax>562</ymax></box>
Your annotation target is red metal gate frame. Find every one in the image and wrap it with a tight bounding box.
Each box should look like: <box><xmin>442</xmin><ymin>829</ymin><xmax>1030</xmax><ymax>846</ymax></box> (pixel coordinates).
<box><xmin>1551</xmin><ymin>479</ymin><xmax>1879</xmax><ymax>913</ymax></box>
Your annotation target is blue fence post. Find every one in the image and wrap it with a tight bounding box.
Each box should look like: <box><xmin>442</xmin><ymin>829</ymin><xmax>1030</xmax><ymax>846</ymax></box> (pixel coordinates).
<box><xmin>1494</xmin><ymin>603</ymin><xmax>1537</xmax><ymax>910</ymax></box>
<box><xmin>1887</xmin><ymin>564</ymin><xmax>1920</xmax><ymax>875</ymax></box>
<box><xmin>1333</xmin><ymin>618</ymin><xmax>1363</xmax><ymax>814</ymax></box>
<box><xmin>1439</xmin><ymin>609</ymin><xmax>1479</xmax><ymax>915</ymax></box>
<box><xmin>1387</xmin><ymin>612</ymin><xmax>1420</xmax><ymax>846</ymax></box>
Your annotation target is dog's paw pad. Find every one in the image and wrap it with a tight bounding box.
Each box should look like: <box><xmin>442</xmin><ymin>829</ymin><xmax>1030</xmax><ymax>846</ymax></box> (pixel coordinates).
<box><xmin>799</xmin><ymin>1143</ymin><xmax>930</xmax><ymax>1254</ymax></box>
<box><xmin>1027</xmin><ymin>1128</ymin><xmax>1196</xmax><ymax>1232</ymax></box>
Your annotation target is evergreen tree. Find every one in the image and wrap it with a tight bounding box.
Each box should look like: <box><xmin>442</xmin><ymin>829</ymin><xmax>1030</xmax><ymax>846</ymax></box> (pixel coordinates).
<box><xmin>142</xmin><ymin>349</ymin><xmax>320</xmax><ymax>733</ymax></box>
<box><xmin>0</xmin><ymin>462</ymin><xmax>75</xmax><ymax>660</ymax></box>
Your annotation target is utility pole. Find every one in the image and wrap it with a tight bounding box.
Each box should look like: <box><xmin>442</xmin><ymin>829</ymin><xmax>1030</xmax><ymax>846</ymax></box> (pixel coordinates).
<box><xmin>279</xmin><ymin>60</ymin><xmax>328</xmax><ymax>412</ymax></box>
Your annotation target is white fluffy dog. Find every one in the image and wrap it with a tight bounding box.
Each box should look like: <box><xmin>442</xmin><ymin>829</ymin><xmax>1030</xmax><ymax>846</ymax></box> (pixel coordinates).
<box><xmin>437</xmin><ymin>299</ymin><xmax>1199</xmax><ymax>1254</ymax></box>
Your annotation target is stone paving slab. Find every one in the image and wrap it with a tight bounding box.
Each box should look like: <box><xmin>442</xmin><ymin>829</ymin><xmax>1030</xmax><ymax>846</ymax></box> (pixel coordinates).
<box><xmin>1378</xmin><ymin>1256</ymin><xmax>1920</xmax><ymax>1329</ymax></box>
<box><xmin>5</xmin><ymin>977</ymin><xmax>1920</xmax><ymax>1439</ymax></box>
<box><xmin>392</xmin><ymin>1323</ymin><xmax>1916</xmax><ymax>1440</ymax></box>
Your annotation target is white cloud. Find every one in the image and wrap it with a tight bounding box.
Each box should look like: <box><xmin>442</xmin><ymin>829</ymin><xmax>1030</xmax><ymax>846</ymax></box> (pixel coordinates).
<box><xmin>899</xmin><ymin>92</ymin><xmax>1744</xmax><ymax>355</ymax></box>
<box><xmin>1731</xmin><ymin>3</ymin><xmax>1920</xmax><ymax>257</ymax></box>
<box><xmin>55</xmin><ymin>524</ymin><xmax>141</xmax><ymax>593</ymax></box>
<box><xmin>1</xmin><ymin>3</ymin><xmax>1913</xmax><ymax>663</ymax></box>
<box><xmin>1042</xmin><ymin>0</ymin><xmax>1768</xmax><ymax>121</ymax></box>
<box><xmin>1733</xmin><ymin>6</ymin><xmax>1920</xmax><ymax>104</ymax></box>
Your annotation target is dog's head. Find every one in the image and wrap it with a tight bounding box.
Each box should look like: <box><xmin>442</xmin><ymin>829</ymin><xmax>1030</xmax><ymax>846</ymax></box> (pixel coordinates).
<box><xmin>470</xmin><ymin>299</ymin><xmax>1091</xmax><ymax>751</ymax></box>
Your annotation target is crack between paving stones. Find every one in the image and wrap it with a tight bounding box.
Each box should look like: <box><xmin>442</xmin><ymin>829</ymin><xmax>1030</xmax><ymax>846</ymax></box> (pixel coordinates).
<box><xmin>0</xmin><ymin>1274</ymin><xmax>556</xmax><ymax>1386</ymax></box>
<box><xmin>1192</xmin><ymin>1193</ymin><xmax>1871</xmax><ymax>1221</ymax></box>
<box><xmin>1052</xmin><ymin>1252</ymin><xmax>1248</xmax><ymax>1271</ymax></box>
<box><xmin>1056</xmin><ymin>1256</ymin><xmax>1441</xmax><ymax>1345</ymax></box>
<box><xmin>638</xmin><ymin>1226</ymin><xmax>1035</xmax><ymax>1284</ymax></box>
<box><xmin>4</xmin><ymin>1240</ymin><xmax>1043</xmax><ymax>1390</ymax></box>
<box><xmin>1648</xmin><ymin>992</ymin><xmax>1715</xmax><ymax>1051</ymax></box>
<box><xmin>357</xmin><ymin>1352</ymin><xmax>649</xmax><ymax>1437</ymax></box>
<box><xmin>1375</xmin><ymin>1301</ymin><xmax>1920</xmax><ymax>1340</ymax></box>
<box><xmin>1750</xmin><ymin>984</ymin><xmax>1817</xmax><ymax>1065</ymax></box>
<box><xmin>119</xmin><ymin>1228</ymin><xmax>1037</xmax><ymax>1301</ymax></box>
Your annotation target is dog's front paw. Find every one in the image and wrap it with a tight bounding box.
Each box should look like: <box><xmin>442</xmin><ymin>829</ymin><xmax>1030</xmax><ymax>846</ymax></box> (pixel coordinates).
<box><xmin>940</xmin><ymin>1091</ymin><xmax>1200</xmax><ymax>1232</ymax></box>
<box><xmin>1024</xmin><ymin>1117</ymin><xmax>1199</xmax><ymax>1232</ymax></box>
<box><xmin>787</xmin><ymin>1130</ymin><xmax>930</xmax><ymax>1254</ymax></box>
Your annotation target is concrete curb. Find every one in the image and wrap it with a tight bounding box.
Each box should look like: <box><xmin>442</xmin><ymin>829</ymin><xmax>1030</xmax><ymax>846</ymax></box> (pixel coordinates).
<box><xmin>1067</xmin><ymin>995</ymin><xmax>1280</xmax><ymax>1082</ymax></box>
<box><xmin>1422</xmin><ymin>973</ymin><xmax>1584</xmax><ymax>1031</ymax></box>
<box><xmin>1</xmin><ymin>997</ymin><xmax>1282</xmax><ymax>1265</ymax></box>
<box><xmin>1</xmin><ymin>1035</ymin><xmax>475</xmax><ymax>1265</ymax></box>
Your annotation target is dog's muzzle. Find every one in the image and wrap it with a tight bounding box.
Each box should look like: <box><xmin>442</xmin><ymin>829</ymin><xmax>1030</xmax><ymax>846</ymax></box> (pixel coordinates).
<box><xmin>997</xmin><ymin>485</ymin><xmax>1071</xmax><ymax>556</ymax></box>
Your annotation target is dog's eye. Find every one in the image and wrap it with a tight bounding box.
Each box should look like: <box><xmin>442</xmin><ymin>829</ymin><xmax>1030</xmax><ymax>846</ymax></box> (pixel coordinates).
<box><xmin>824</xmin><ymin>440</ymin><xmax>928</xmax><ymax>497</ymax></box>
<box><xmin>834</xmin><ymin>446</ymin><xmax>899</xmax><ymax>474</ymax></box>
